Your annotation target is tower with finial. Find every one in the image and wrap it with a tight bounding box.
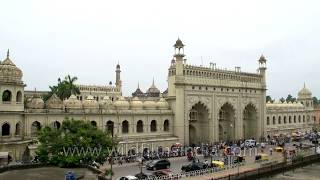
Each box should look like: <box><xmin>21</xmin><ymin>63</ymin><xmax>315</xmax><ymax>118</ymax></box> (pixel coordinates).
<box><xmin>173</xmin><ymin>38</ymin><xmax>185</xmax><ymax>76</ymax></box>
<box><xmin>115</xmin><ymin>62</ymin><xmax>121</xmax><ymax>88</ymax></box>
<box><xmin>258</xmin><ymin>54</ymin><xmax>267</xmax><ymax>87</ymax></box>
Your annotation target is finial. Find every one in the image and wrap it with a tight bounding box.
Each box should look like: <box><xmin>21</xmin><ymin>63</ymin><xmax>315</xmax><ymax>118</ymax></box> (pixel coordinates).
<box><xmin>138</xmin><ymin>82</ymin><xmax>140</xmax><ymax>89</ymax></box>
<box><xmin>152</xmin><ymin>77</ymin><xmax>155</xmax><ymax>86</ymax></box>
<box><xmin>6</xmin><ymin>49</ymin><xmax>9</xmax><ymax>59</ymax></box>
<box><xmin>304</xmin><ymin>82</ymin><xmax>306</xmax><ymax>88</ymax></box>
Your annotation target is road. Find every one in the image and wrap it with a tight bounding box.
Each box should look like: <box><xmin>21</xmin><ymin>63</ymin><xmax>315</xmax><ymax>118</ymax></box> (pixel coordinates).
<box><xmin>100</xmin><ymin>143</ymin><xmax>294</xmax><ymax>179</ymax></box>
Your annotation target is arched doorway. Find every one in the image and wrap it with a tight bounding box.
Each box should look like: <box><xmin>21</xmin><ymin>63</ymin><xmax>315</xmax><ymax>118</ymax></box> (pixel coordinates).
<box><xmin>188</xmin><ymin>102</ymin><xmax>209</xmax><ymax>145</ymax></box>
<box><xmin>243</xmin><ymin>104</ymin><xmax>258</xmax><ymax>139</ymax></box>
<box><xmin>53</xmin><ymin>121</ymin><xmax>61</xmax><ymax>129</ymax></box>
<box><xmin>218</xmin><ymin>103</ymin><xmax>236</xmax><ymax>141</ymax></box>
<box><xmin>2</xmin><ymin>123</ymin><xmax>10</xmax><ymax>136</ymax></box>
<box><xmin>31</xmin><ymin>121</ymin><xmax>41</xmax><ymax>136</ymax></box>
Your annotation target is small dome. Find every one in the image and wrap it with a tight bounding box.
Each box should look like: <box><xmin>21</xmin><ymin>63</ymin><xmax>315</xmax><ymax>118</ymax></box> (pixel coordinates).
<box><xmin>156</xmin><ymin>98</ymin><xmax>169</xmax><ymax>110</ymax></box>
<box><xmin>130</xmin><ymin>97</ymin><xmax>143</xmax><ymax>109</ymax></box>
<box><xmin>99</xmin><ymin>96</ymin><xmax>114</xmax><ymax>109</ymax></box>
<box><xmin>0</xmin><ymin>50</ymin><xmax>23</xmax><ymax>84</ymax></box>
<box><xmin>143</xmin><ymin>100</ymin><xmax>157</xmax><ymax>110</ymax></box>
<box><xmin>27</xmin><ymin>95</ymin><xmax>45</xmax><ymax>109</ymax></box>
<box><xmin>146</xmin><ymin>80</ymin><xmax>160</xmax><ymax>97</ymax></box>
<box><xmin>83</xmin><ymin>95</ymin><xmax>99</xmax><ymax>109</ymax></box>
<box><xmin>132</xmin><ymin>84</ymin><xmax>144</xmax><ymax>97</ymax></box>
<box><xmin>46</xmin><ymin>94</ymin><xmax>63</xmax><ymax>109</ymax></box>
<box><xmin>174</xmin><ymin>38</ymin><xmax>184</xmax><ymax>48</ymax></box>
<box><xmin>298</xmin><ymin>84</ymin><xmax>312</xmax><ymax>98</ymax></box>
<box><xmin>114</xmin><ymin>96</ymin><xmax>129</xmax><ymax>110</ymax></box>
<box><xmin>64</xmin><ymin>94</ymin><xmax>82</xmax><ymax>109</ymax></box>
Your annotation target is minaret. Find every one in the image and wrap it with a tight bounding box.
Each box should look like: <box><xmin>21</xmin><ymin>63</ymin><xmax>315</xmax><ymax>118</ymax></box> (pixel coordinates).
<box><xmin>174</xmin><ymin>38</ymin><xmax>185</xmax><ymax>76</ymax></box>
<box><xmin>115</xmin><ymin>63</ymin><xmax>121</xmax><ymax>87</ymax></box>
<box><xmin>258</xmin><ymin>54</ymin><xmax>267</xmax><ymax>87</ymax></box>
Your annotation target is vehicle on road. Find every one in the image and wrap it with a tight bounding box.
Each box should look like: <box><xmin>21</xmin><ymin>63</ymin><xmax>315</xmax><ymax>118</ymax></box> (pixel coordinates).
<box><xmin>274</xmin><ymin>146</ymin><xmax>284</xmax><ymax>153</ymax></box>
<box><xmin>255</xmin><ymin>153</ymin><xmax>269</xmax><ymax>161</ymax></box>
<box><xmin>146</xmin><ymin>159</ymin><xmax>170</xmax><ymax>171</ymax></box>
<box><xmin>117</xmin><ymin>175</ymin><xmax>139</xmax><ymax>180</ymax></box>
<box><xmin>181</xmin><ymin>162</ymin><xmax>208</xmax><ymax>172</ymax></box>
<box><xmin>211</xmin><ymin>160</ymin><xmax>224</xmax><ymax>169</ymax></box>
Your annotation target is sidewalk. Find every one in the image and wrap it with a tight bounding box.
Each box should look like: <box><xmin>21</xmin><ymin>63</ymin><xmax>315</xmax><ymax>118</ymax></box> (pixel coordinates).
<box><xmin>187</xmin><ymin>155</ymin><xmax>284</xmax><ymax>180</ymax></box>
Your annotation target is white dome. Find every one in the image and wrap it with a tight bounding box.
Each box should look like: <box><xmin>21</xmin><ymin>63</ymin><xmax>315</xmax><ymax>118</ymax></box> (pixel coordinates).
<box><xmin>99</xmin><ymin>96</ymin><xmax>114</xmax><ymax>109</ymax></box>
<box><xmin>114</xmin><ymin>96</ymin><xmax>129</xmax><ymax>110</ymax></box>
<box><xmin>27</xmin><ymin>95</ymin><xmax>44</xmax><ymax>109</ymax></box>
<box><xmin>64</xmin><ymin>94</ymin><xmax>82</xmax><ymax>109</ymax></box>
<box><xmin>143</xmin><ymin>100</ymin><xmax>157</xmax><ymax>110</ymax></box>
<box><xmin>298</xmin><ymin>84</ymin><xmax>312</xmax><ymax>99</ymax></box>
<box><xmin>83</xmin><ymin>95</ymin><xmax>99</xmax><ymax>109</ymax></box>
<box><xmin>130</xmin><ymin>97</ymin><xmax>143</xmax><ymax>110</ymax></box>
<box><xmin>156</xmin><ymin>98</ymin><xmax>169</xmax><ymax>110</ymax></box>
<box><xmin>46</xmin><ymin>94</ymin><xmax>63</xmax><ymax>109</ymax></box>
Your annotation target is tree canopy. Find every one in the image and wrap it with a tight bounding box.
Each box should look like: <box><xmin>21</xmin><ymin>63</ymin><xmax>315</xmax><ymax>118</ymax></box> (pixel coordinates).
<box><xmin>266</xmin><ymin>95</ymin><xmax>273</xmax><ymax>103</ymax></box>
<box><xmin>36</xmin><ymin>118</ymin><xmax>113</xmax><ymax>167</ymax></box>
<box><xmin>286</xmin><ymin>94</ymin><xmax>296</xmax><ymax>103</ymax></box>
<box><xmin>43</xmin><ymin>75</ymin><xmax>80</xmax><ymax>101</ymax></box>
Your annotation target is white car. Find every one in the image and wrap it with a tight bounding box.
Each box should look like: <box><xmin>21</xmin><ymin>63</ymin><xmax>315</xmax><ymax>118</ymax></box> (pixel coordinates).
<box><xmin>117</xmin><ymin>176</ymin><xmax>138</xmax><ymax>180</ymax></box>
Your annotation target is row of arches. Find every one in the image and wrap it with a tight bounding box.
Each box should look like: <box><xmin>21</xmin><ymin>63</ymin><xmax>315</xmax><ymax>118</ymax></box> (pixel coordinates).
<box><xmin>266</xmin><ymin>114</ymin><xmax>313</xmax><ymax>125</ymax></box>
<box><xmin>1</xmin><ymin>122</ymin><xmax>22</xmax><ymax>136</ymax></box>
<box><xmin>2</xmin><ymin>90</ymin><xmax>22</xmax><ymax>102</ymax></box>
<box><xmin>189</xmin><ymin>102</ymin><xmax>258</xmax><ymax>144</ymax></box>
<box><xmin>106</xmin><ymin>119</ymin><xmax>170</xmax><ymax>134</ymax></box>
<box><xmin>1</xmin><ymin>119</ymin><xmax>171</xmax><ymax>137</ymax></box>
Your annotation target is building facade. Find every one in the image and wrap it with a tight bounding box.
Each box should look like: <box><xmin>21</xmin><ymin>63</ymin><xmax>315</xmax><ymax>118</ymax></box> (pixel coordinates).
<box><xmin>0</xmin><ymin>39</ymin><xmax>316</xmax><ymax>161</ymax></box>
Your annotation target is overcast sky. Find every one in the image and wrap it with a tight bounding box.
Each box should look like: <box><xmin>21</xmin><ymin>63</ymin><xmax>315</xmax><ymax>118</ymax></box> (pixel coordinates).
<box><xmin>1</xmin><ymin>0</ymin><xmax>319</xmax><ymax>99</ymax></box>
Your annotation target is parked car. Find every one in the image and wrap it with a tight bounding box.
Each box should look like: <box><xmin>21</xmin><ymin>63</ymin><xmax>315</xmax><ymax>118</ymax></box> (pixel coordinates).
<box><xmin>146</xmin><ymin>159</ymin><xmax>170</xmax><ymax>171</ymax></box>
<box><xmin>117</xmin><ymin>175</ymin><xmax>139</xmax><ymax>180</ymax></box>
<box><xmin>181</xmin><ymin>162</ymin><xmax>208</xmax><ymax>172</ymax></box>
<box><xmin>153</xmin><ymin>169</ymin><xmax>174</xmax><ymax>177</ymax></box>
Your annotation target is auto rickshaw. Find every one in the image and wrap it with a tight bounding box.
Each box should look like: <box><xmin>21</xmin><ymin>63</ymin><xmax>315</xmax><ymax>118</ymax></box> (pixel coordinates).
<box><xmin>234</xmin><ymin>155</ymin><xmax>245</xmax><ymax>163</ymax></box>
<box><xmin>255</xmin><ymin>153</ymin><xmax>269</xmax><ymax>161</ymax></box>
<box><xmin>212</xmin><ymin>160</ymin><xmax>224</xmax><ymax>169</ymax></box>
<box><xmin>274</xmin><ymin>147</ymin><xmax>284</xmax><ymax>153</ymax></box>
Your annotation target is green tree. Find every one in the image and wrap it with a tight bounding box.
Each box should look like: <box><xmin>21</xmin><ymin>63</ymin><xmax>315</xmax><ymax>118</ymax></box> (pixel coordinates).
<box><xmin>280</xmin><ymin>97</ymin><xmax>285</xmax><ymax>103</ymax></box>
<box><xmin>42</xmin><ymin>75</ymin><xmax>80</xmax><ymax>101</ymax></box>
<box><xmin>313</xmin><ymin>97</ymin><xmax>319</xmax><ymax>107</ymax></box>
<box><xmin>286</xmin><ymin>94</ymin><xmax>296</xmax><ymax>103</ymax></box>
<box><xmin>36</xmin><ymin>118</ymin><xmax>113</xmax><ymax>167</ymax></box>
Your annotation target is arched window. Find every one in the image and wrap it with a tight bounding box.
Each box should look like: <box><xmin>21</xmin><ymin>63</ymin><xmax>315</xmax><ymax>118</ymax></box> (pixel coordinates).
<box><xmin>150</xmin><ymin>120</ymin><xmax>157</xmax><ymax>132</ymax></box>
<box><xmin>273</xmin><ymin>116</ymin><xmax>276</xmax><ymax>125</ymax></box>
<box><xmin>294</xmin><ymin>116</ymin><xmax>296</xmax><ymax>123</ymax></box>
<box><xmin>106</xmin><ymin>121</ymin><xmax>114</xmax><ymax>135</ymax></box>
<box><xmin>303</xmin><ymin>115</ymin><xmax>305</xmax><ymax>122</ymax></box>
<box><xmin>15</xmin><ymin>122</ymin><xmax>21</xmax><ymax>136</ymax></box>
<box><xmin>289</xmin><ymin>116</ymin><xmax>292</xmax><ymax>123</ymax></box>
<box><xmin>91</xmin><ymin>121</ymin><xmax>97</xmax><ymax>127</ymax></box>
<box><xmin>31</xmin><ymin>121</ymin><xmax>41</xmax><ymax>136</ymax></box>
<box><xmin>2</xmin><ymin>123</ymin><xmax>10</xmax><ymax>136</ymax></box>
<box><xmin>53</xmin><ymin>121</ymin><xmax>61</xmax><ymax>129</ymax></box>
<box><xmin>278</xmin><ymin>116</ymin><xmax>281</xmax><ymax>124</ymax></box>
<box><xmin>2</xmin><ymin>90</ymin><xmax>12</xmax><ymax>102</ymax></box>
<box><xmin>267</xmin><ymin>117</ymin><xmax>270</xmax><ymax>125</ymax></box>
<box><xmin>122</xmin><ymin>120</ymin><xmax>129</xmax><ymax>134</ymax></box>
<box><xmin>16</xmin><ymin>91</ymin><xmax>22</xmax><ymax>102</ymax></box>
<box><xmin>299</xmin><ymin>115</ymin><xmax>301</xmax><ymax>123</ymax></box>
<box><xmin>284</xmin><ymin>116</ymin><xmax>287</xmax><ymax>124</ymax></box>
<box><xmin>137</xmin><ymin>120</ymin><xmax>143</xmax><ymax>133</ymax></box>
<box><xmin>164</xmin><ymin>120</ymin><xmax>169</xmax><ymax>132</ymax></box>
